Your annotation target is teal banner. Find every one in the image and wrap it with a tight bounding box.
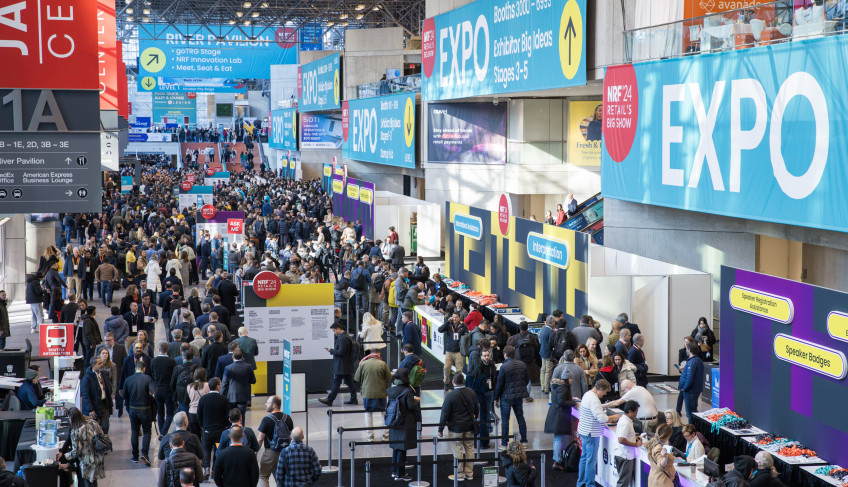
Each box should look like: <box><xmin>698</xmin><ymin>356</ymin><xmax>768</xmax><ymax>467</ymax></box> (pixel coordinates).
<box><xmin>270</xmin><ymin>108</ymin><xmax>298</xmax><ymax>150</ymax></box>
<box><xmin>298</xmin><ymin>52</ymin><xmax>341</xmax><ymax>112</ymax></box>
<box><xmin>342</xmin><ymin>92</ymin><xmax>415</xmax><ymax>168</ymax></box>
<box><xmin>152</xmin><ymin>92</ymin><xmax>196</xmax><ymax>124</ymax></box>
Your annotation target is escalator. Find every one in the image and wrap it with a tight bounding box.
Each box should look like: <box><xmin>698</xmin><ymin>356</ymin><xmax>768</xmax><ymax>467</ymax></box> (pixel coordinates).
<box><xmin>559</xmin><ymin>192</ymin><xmax>604</xmax><ymax>244</ymax></box>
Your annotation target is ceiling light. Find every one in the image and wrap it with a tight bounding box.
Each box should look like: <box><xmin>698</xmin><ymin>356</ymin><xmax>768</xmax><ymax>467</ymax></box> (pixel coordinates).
<box><xmin>125</xmin><ymin>0</ymin><xmax>132</xmax><ymax>4</ymax></box>
<box><xmin>235</xmin><ymin>11</ymin><xmax>243</xmax><ymax>17</ymax></box>
<box><xmin>143</xmin><ymin>8</ymin><xmax>150</xmax><ymax>14</ymax></box>
<box><xmin>326</xmin><ymin>21</ymin><xmax>334</xmax><ymax>26</ymax></box>
<box><xmin>373</xmin><ymin>5</ymin><xmax>380</xmax><ymax>10</ymax></box>
<box><xmin>355</xmin><ymin>4</ymin><xmax>365</xmax><ymax>10</ymax></box>
<box><xmin>126</xmin><ymin>7</ymin><xmax>133</xmax><ymax>13</ymax></box>
<box><xmin>339</xmin><ymin>13</ymin><xmax>348</xmax><ymax>19</ymax></box>
<box><xmin>243</xmin><ymin>1</ymin><xmax>252</xmax><ymax>7</ymax></box>
<box><xmin>142</xmin><ymin>16</ymin><xmax>150</xmax><ymax>22</ymax></box>
<box><xmin>261</xmin><ymin>2</ymin><xmax>269</xmax><ymax>7</ymax></box>
<box><xmin>251</xmin><ymin>11</ymin><xmax>260</xmax><ymax>17</ymax></box>
<box><xmin>355</xmin><ymin>13</ymin><xmax>363</xmax><ymax>19</ymax></box>
<box><xmin>228</xmin><ymin>19</ymin><xmax>236</xmax><ymax>24</ymax></box>
<box><xmin>126</xmin><ymin>16</ymin><xmax>134</xmax><ymax>21</ymax></box>
<box><xmin>243</xmin><ymin>20</ymin><xmax>251</xmax><ymax>25</ymax></box>
<box><xmin>339</xmin><ymin>21</ymin><xmax>348</xmax><ymax>26</ymax></box>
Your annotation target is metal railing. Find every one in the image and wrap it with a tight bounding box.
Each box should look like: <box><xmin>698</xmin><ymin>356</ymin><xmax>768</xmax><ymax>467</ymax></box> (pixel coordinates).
<box><xmin>624</xmin><ymin>0</ymin><xmax>848</xmax><ymax>64</ymax></box>
<box><xmin>356</xmin><ymin>74</ymin><xmax>421</xmax><ymax>99</ymax></box>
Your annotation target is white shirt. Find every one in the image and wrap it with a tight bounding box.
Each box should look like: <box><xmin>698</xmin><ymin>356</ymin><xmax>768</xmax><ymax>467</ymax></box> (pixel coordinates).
<box><xmin>577</xmin><ymin>390</ymin><xmax>608</xmax><ymax>437</ymax></box>
<box><xmin>686</xmin><ymin>437</ymin><xmax>705</xmax><ymax>463</ymax></box>
<box><xmin>621</xmin><ymin>386</ymin><xmax>658</xmax><ymax>419</ymax></box>
<box><xmin>615</xmin><ymin>415</ymin><xmax>637</xmax><ymax>460</ymax></box>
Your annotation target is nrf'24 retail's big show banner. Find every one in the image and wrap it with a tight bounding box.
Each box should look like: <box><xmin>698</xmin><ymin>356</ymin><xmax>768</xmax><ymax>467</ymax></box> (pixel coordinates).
<box><xmin>601</xmin><ymin>35</ymin><xmax>848</xmax><ymax>234</ymax></box>
<box><xmin>421</xmin><ymin>0</ymin><xmax>586</xmax><ymax>100</ymax></box>
<box><xmin>137</xmin><ymin>24</ymin><xmax>297</xmax><ymax>80</ymax></box>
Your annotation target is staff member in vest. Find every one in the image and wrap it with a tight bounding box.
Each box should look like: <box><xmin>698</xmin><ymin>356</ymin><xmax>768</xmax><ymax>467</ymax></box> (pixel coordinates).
<box><xmin>576</xmin><ymin>380</ymin><xmax>620</xmax><ymax>487</ymax></box>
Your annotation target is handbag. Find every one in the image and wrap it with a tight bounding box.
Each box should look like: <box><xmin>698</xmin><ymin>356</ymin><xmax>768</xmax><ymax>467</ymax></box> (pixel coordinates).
<box><xmin>663</xmin><ymin>469</ymin><xmax>682</xmax><ymax>487</ymax></box>
<box><xmin>93</xmin><ymin>432</ymin><xmax>113</xmax><ymax>453</ymax></box>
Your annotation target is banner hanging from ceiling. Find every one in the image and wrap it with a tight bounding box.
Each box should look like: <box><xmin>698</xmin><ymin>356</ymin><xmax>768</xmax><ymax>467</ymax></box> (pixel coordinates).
<box><xmin>270</xmin><ymin>108</ymin><xmax>298</xmax><ymax>150</ymax></box>
<box><xmin>138</xmin><ymin>77</ymin><xmax>248</xmax><ymax>93</ymax></box>
<box><xmin>342</xmin><ymin>92</ymin><xmax>416</xmax><ymax>168</ymax></box>
<box><xmin>298</xmin><ymin>52</ymin><xmax>342</xmax><ymax>112</ymax></box>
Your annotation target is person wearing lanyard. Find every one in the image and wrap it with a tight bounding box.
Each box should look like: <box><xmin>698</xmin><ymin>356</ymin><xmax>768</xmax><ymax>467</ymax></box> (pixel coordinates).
<box><xmin>140</xmin><ymin>295</ymin><xmax>159</xmax><ymax>346</ymax></box>
<box><xmin>438</xmin><ymin>313</ymin><xmax>467</xmax><ymax>391</ymax></box>
<box><xmin>682</xmin><ymin>424</ymin><xmax>704</xmax><ymax>463</ymax></box>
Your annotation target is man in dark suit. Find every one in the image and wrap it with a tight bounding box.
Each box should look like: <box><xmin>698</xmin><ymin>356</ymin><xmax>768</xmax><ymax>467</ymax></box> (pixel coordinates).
<box><xmin>210</xmin><ymin>296</ymin><xmax>230</xmax><ymax>330</ymax></box>
<box><xmin>213</xmin><ymin>426</ymin><xmax>259</xmax><ymax>487</ymax></box>
<box><xmin>202</xmin><ymin>331</ymin><xmax>228</xmax><ymax>378</ymax></box>
<box><xmin>151</xmin><ymin>342</ymin><xmax>177</xmax><ymax>436</ymax></box>
<box><xmin>197</xmin><ymin>378</ymin><xmax>230</xmax><ymax>476</ymax></box>
<box><xmin>616</xmin><ymin>313</ymin><xmax>641</xmax><ymax>337</ymax></box>
<box><xmin>627</xmin><ymin>333</ymin><xmax>649</xmax><ymax>387</ymax></box>
<box><xmin>96</xmin><ymin>333</ymin><xmax>128</xmax><ymax>416</ymax></box>
<box><xmin>216</xmin><ymin>273</ymin><xmax>239</xmax><ymax>317</ymax></box>
<box><xmin>221</xmin><ymin>350</ymin><xmax>256</xmax><ymax>418</ymax></box>
<box><xmin>59</xmin><ymin>294</ymin><xmax>80</xmax><ymax>324</ymax></box>
<box><xmin>615</xmin><ymin>328</ymin><xmax>632</xmax><ymax>357</ymax></box>
<box><xmin>80</xmin><ymin>356</ymin><xmax>113</xmax><ymax>433</ymax></box>
<box><xmin>214</xmin><ymin>342</ymin><xmax>238</xmax><ymax>379</ymax></box>
<box><xmin>318</xmin><ymin>322</ymin><xmax>357</xmax><ymax>406</ymax></box>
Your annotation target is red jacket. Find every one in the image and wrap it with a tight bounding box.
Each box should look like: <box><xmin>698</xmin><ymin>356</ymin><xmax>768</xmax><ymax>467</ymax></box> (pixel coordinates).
<box><xmin>464</xmin><ymin>310</ymin><xmax>484</xmax><ymax>331</ymax></box>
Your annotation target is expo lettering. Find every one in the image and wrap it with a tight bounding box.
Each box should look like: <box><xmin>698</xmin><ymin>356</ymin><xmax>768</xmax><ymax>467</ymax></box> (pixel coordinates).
<box><xmin>0</xmin><ymin>1</ymin><xmax>77</xmax><ymax>58</ymax></box>
<box><xmin>661</xmin><ymin>72</ymin><xmax>829</xmax><ymax>200</ymax></box>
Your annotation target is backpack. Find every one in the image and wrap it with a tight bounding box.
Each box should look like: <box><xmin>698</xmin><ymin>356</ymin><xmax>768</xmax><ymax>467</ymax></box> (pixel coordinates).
<box><xmin>385</xmin><ymin>388</ymin><xmax>411</xmax><ymax>427</ymax></box>
<box><xmin>164</xmin><ymin>456</ymin><xmax>181</xmax><ymax>487</ymax></box>
<box><xmin>373</xmin><ymin>272</ymin><xmax>386</xmax><ymax>293</ymax></box>
<box><xmin>551</xmin><ymin>330</ymin><xmax>573</xmax><ymax>362</ymax></box>
<box><xmin>175</xmin><ymin>365</ymin><xmax>197</xmax><ymax>406</ymax></box>
<box><xmin>350</xmin><ymin>267</ymin><xmax>365</xmax><ymax>291</ymax></box>
<box><xmin>347</xmin><ymin>335</ymin><xmax>361</xmax><ymax>363</ymax></box>
<box><xmin>268</xmin><ymin>413</ymin><xmax>292</xmax><ymax>452</ymax></box>
<box><xmin>562</xmin><ymin>440</ymin><xmax>580</xmax><ymax>472</ymax></box>
<box><xmin>409</xmin><ymin>359</ymin><xmax>427</xmax><ymax>388</ymax></box>
<box><xmin>459</xmin><ymin>331</ymin><xmax>475</xmax><ymax>357</ymax></box>
<box><xmin>517</xmin><ymin>334</ymin><xmax>535</xmax><ymax>363</ymax></box>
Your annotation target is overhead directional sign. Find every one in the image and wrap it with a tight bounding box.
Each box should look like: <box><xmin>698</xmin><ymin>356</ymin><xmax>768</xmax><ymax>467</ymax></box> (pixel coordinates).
<box><xmin>342</xmin><ymin>92</ymin><xmax>416</xmax><ymax>168</ymax></box>
<box><xmin>420</xmin><ymin>0</ymin><xmax>586</xmax><ymax>100</ymax></box>
<box><xmin>138</xmin><ymin>77</ymin><xmax>247</xmax><ymax>93</ymax></box>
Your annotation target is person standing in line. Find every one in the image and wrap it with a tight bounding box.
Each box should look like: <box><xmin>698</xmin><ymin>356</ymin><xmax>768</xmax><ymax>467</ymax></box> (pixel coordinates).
<box><xmin>387</xmin><ymin>368</ymin><xmax>420</xmax><ymax>482</ymax></box>
<box><xmin>123</xmin><ymin>360</ymin><xmax>156</xmax><ymax>466</ymax></box>
<box><xmin>576</xmin><ymin>380</ymin><xmax>620</xmax><ymax>487</ymax></box>
<box><xmin>506</xmin><ymin>322</ymin><xmax>541</xmax><ymax>402</ymax></box>
<box><xmin>221</xmin><ymin>350</ymin><xmax>256</xmax><ymax>418</ymax></box>
<box><xmin>157</xmin><ymin>434</ymin><xmax>203</xmax><ymax>487</ymax></box>
<box><xmin>236</xmin><ymin>327</ymin><xmax>259</xmax><ymax>369</ymax></box>
<box><xmin>318</xmin><ymin>322</ymin><xmax>358</xmax><ymax>406</ymax></box>
<box><xmin>256</xmin><ymin>396</ymin><xmax>294</xmax><ymax>487</ymax></box>
<box><xmin>353</xmin><ymin>349</ymin><xmax>393</xmax><ymax>442</ymax></box>
<box><xmin>545</xmin><ymin>376</ymin><xmax>575</xmax><ymax>471</ymax></box>
<box><xmin>0</xmin><ymin>290</ymin><xmax>9</xmax><ymax>350</ymax></box>
<box><xmin>677</xmin><ymin>342</ymin><xmax>705</xmax><ymax>424</ymax></box>
<box><xmin>274</xmin><ymin>427</ymin><xmax>322</xmax><ymax>487</ymax></box>
<box><xmin>494</xmin><ymin>345</ymin><xmax>530</xmax><ymax>448</ymax></box>
<box><xmin>197</xmin><ymin>377</ymin><xmax>230</xmax><ymax>479</ymax></box>
<box><xmin>627</xmin><ymin>333</ymin><xmax>649</xmax><ymax>387</ymax></box>
<box><xmin>467</xmin><ymin>342</ymin><xmax>497</xmax><ymax>449</ymax></box>
<box><xmin>213</xmin><ymin>426</ymin><xmax>259</xmax><ymax>487</ymax></box>
<box><xmin>152</xmin><ymin>341</ymin><xmax>177</xmax><ymax>437</ymax></box>
<box><xmin>613</xmin><ymin>400</ymin><xmax>642</xmax><ymax>487</ymax></box>
<box><xmin>438</xmin><ymin>372</ymin><xmax>479</xmax><ymax>481</ymax></box>
<box><xmin>438</xmin><ymin>312</ymin><xmax>467</xmax><ymax>391</ymax></box>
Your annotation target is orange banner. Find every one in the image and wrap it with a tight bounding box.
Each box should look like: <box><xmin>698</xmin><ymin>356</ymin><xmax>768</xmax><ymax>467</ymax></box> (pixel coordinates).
<box><xmin>687</xmin><ymin>0</ymin><xmax>772</xmax><ymax>19</ymax></box>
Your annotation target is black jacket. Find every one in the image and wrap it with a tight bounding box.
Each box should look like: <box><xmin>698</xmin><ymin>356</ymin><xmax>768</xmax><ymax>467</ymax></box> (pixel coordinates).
<box><xmin>25</xmin><ymin>275</ymin><xmax>45</xmax><ymax>304</ymax></box>
<box><xmin>159</xmin><ymin>429</ymin><xmax>203</xmax><ymax>460</ymax></box>
<box><xmin>83</xmin><ymin>317</ymin><xmax>103</xmax><ymax>349</ymax></box>
<box><xmin>500</xmin><ymin>452</ymin><xmax>537</xmax><ymax>487</ymax></box>
<box><xmin>213</xmin><ymin>444</ymin><xmax>259</xmax><ymax>487</ymax></box>
<box><xmin>437</xmin><ymin>319</ymin><xmax>466</xmax><ymax>353</ymax></box>
<box><xmin>724</xmin><ymin>456</ymin><xmax>757</xmax><ymax>487</ymax></box>
<box><xmin>197</xmin><ymin>391</ymin><xmax>230</xmax><ymax>431</ymax></box>
<box><xmin>438</xmin><ymin>386</ymin><xmax>478</xmax><ymax>433</ymax></box>
<box><xmin>202</xmin><ymin>342</ymin><xmax>228</xmax><ymax>375</ymax></box>
<box><xmin>329</xmin><ymin>332</ymin><xmax>355</xmax><ymax>376</ymax></box>
<box><xmin>387</xmin><ymin>384</ymin><xmax>421</xmax><ymax>450</ymax></box>
<box><xmin>80</xmin><ymin>367</ymin><xmax>113</xmax><ymax>416</ymax></box>
<box><xmin>217</xmin><ymin>279</ymin><xmax>239</xmax><ymax>315</ymax></box>
<box><xmin>158</xmin><ymin>447</ymin><xmax>203</xmax><ymax>487</ymax></box>
<box><xmin>151</xmin><ymin>355</ymin><xmax>177</xmax><ymax>395</ymax></box>
<box><xmin>494</xmin><ymin>359</ymin><xmax>530</xmax><ymax>402</ymax></box>
<box><xmin>123</xmin><ymin>371</ymin><xmax>156</xmax><ymax>410</ymax></box>
<box><xmin>0</xmin><ymin>299</ymin><xmax>9</xmax><ymax>338</ymax></box>
<box><xmin>543</xmin><ymin>385</ymin><xmax>575</xmax><ymax>435</ymax></box>
<box><xmin>0</xmin><ymin>470</ymin><xmax>28</xmax><ymax>487</ymax></box>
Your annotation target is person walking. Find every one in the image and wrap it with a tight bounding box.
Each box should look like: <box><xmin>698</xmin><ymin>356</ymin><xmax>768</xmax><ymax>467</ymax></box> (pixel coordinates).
<box><xmin>152</xmin><ymin>342</ymin><xmax>177</xmax><ymax>436</ymax></box>
<box><xmin>353</xmin><ymin>349</ymin><xmax>393</xmax><ymax>442</ymax></box>
<box><xmin>506</xmin><ymin>322</ymin><xmax>541</xmax><ymax>401</ymax></box>
<box><xmin>158</xmin><ymin>412</ymin><xmax>203</xmax><ymax>461</ymax></box>
<box><xmin>438</xmin><ymin>312</ymin><xmax>467</xmax><ymax>391</ymax></box>
<box><xmin>63</xmin><ymin>407</ymin><xmax>107</xmax><ymax>487</ymax></box>
<box><xmin>0</xmin><ymin>290</ymin><xmax>10</xmax><ymax>350</ymax></box>
<box><xmin>576</xmin><ymin>380</ymin><xmax>620</xmax><ymax>487</ymax></box>
<box><xmin>213</xmin><ymin>426</ymin><xmax>260</xmax><ymax>487</ymax></box>
<box><xmin>274</xmin><ymin>427</ymin><xmax>322</xmax><ymax>487</ymax></box>
<box><xmin>26</xmin><ymin>272</ymin><xmax>46</xmax><ymax>333</ymax></box>
<box><xmin>387</xmin><ymin>368</ymin><xmax>421</xmax><ymax>481</ymax></box>
<box><xmin>318</xmin><ymin>322</ymin><xmax>358</xmax><ymax>406</ymax></box>
<box><xmin>158</xmin><ymin>434</ymin><xmax>203</xmax><ymax>487</ymax></box>
<box><xmin>256</xmin><ymin>396</ymin><xmax>294</xmax><ymax>487</ymax></box>
<box><xmin>221</xmin><ymin>350</ymin><xmax>256</xmax><ymax>418</ymax></box>
<box><xmin>467</xmin><ymin>342</ymin><xmax>497</xmax><ymax>449</ymax></box>
<box><xmin>494</xmin><ymin>345</ymin><xmax>530</xmax><ymax>448</ymax></box>
<box><xmin>80</xmin><ymin>356</ymin><xmax>113</xmax><ymax>434</ymax></box>
<box><xmin>123</xmin><ymin>360</ymin><xmax>156</xmax><ymax>466</ymax></box>
<box><xmin>82</xmin><ymin>307</ymin><xmax>103</xmax><ymax>374</ymax></box>
<box><xmin>94</xmin><ymin>258</ymin><xmax>119</xmax><ymax>307</ymax></box>
<box><xmin>197</xmin><ymin>377</ymin><xmax>230</xmax><ymax>479</ymax></box>
<box><xmin>438</xmin><ymin>372</ymin><xmax>479</xmax><ymax>481</ymax></box>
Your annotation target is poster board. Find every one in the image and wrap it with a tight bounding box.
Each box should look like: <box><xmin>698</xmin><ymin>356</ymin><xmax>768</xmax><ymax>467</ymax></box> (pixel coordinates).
<box><xmin>194</xmin><ymin>211</ymin><xmax>245</xmax><ymax>248</ymax></box>
<box><xmin>206</xmin><ymin>171</ymin><xmax>230</xmax><ymax>187</ymax></box>
<box><xmin>178</xmin><ymin>185</ymin><xmax>213</xmax><ymax>212</ymax></box>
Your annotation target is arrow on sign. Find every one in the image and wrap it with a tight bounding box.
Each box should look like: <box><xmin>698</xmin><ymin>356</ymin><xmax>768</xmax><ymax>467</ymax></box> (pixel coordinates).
<box><xmin>65</xmin><ymin>157</ymin><xmax>72</xmax><ymax>165</ymax></box>
<box><xmin>65</xmin><ymin>190</ymin><xmax>72</xmax><ymax>196</ymax></box>
<box><xmin>406</xmin><ymin>119</ymin><xmax>412</xmax><ymax>135</ymax></box>
<box><xmin>564</xmin><ymin>17</ymin><xmax>577</xmax><ymax>65</ymax></box>
<box><xmin>146</xmin><ymin>54</ymin><xmax>160</xmax><ymax>67</ymax></box>
<box><xmin>145</xmin><ymin>79</ymin><xmax>154</xmax><ymax>88</ymax></box>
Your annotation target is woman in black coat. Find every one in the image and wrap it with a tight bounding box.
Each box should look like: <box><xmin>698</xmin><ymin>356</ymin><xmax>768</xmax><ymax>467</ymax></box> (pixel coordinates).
<box><xmin>387</xmin><ymin>368</ymin><xmax>421</xmax><ymax>481</ymax></box>
<box><xmin>500</xmin><ymin>441</ymin><xmax>537</xmax><ymax>487</ymax></box>
<box><xmin>544</xmin><ymin>380</ymin><xmax>576</xmax><ymax>470</ymax></box>
<box><xmin>691</xmin><ymin>317</ymin><xmax>717</xmax><ymax>362</ymax></box>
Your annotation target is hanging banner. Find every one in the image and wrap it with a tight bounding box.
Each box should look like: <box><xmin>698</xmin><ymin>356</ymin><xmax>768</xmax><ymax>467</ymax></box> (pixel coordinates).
<box><xmin>420</xmin><ymin>0</ymin><xmax>587</xmax><ymax>101</ymax></box>
<box><xmin>270</xmin><ymin>108</ymin><xmax>298</xmax><ymax>150</ymax></box>
<box><xmin>427</xmin><ymin>102</ymin><xmax>507</xmax><ymax>164</ymax></box>
<box><xmin>342</xmin><ymin>93</ymin><xmax>416</xmax><ymax>168</ymax></box>
<box><xmin>137</xmin><ymin>24</ymin><xmax>297</xmax><ymax>79</ymax></box>
<box><xmin>97</xmin><ymin>0</ymin><xmax>119</xmax><ymax>111</ymax></box>
<box><xmin>121</xmin><ymin>176</ymin><xmax>133</xmax><ymax>194</ymax></box>
<box><xmin>331</xmin><ymin>174</ymin><xmax>376</xmax><ymax>239</ymax></box>
<box><xmin>301</xmin><ymin>113</ymin><xmax>343</xmax><ymax>149</ymax></box>
<box><xmin>178</xmin><ymin>185</ymin><xmax>213</xmax><ymax>211</ymax></box>
<box><xmin>138</xmin><ymin>77</ymin><xmax>248</xmax><ymax>93</ymax></box>
<box><xmin>602</xmin><ymin>35</ymin><xmax>848</xmax><ymax>234</ymax></box>
<box><xmin>152</xmin><ymin>92</ymin><xmax>197</xmax><ymax>125</ymax></box>
<box><xmin>298</xmin><ymin>52</ymin><xmax>342</xmax><ymax>112</ymax></box>
<box><xmin>567</xmin><ymin>100</ymin><xmax>602</xmax><ymax>166</ymax></box>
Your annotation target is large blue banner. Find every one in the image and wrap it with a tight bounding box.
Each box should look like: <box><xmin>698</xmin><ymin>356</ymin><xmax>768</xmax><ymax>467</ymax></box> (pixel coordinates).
<box><xmin>301</xmin><ymin>113</ymin><xmax>342</xmax><ymax>149</ymax></box>
<box><xmin>342</xmin><ymin>92</ymin><xmax>415</xmax><ymax>168</ymax></box>
<box><xmin>300</xmin><ymin>24</ymin><xmax>324</xmax><ymax>51</ymax></box>
<box><xmin>601</xmin><ymin>35</ymin><xmax>848</xmax><ymax>234</ymax></box>
<box><xmin>298</xmin><ymin>52</ymin><xmax>341</xmax><ymax>112</ymax></box>
<box><xmin>152</xmin><ymin>92</ymin><xmax>196</xmax><ymax>124</ymax></box>
<box><xmin>270</xmin><ymin>108</ymin><xmax>298</xmax><ymax>150</ymax></box>
<box><xmin>138</xmin><ymin>77</ymin><xmax>247</xmax><ymax>93</ymax></box>
<box><xmin>137</xmin><ymin>24</ymin><xmax>297</xmax><ymax>79</ymax></box>
<box><xmin>420</xmin><ymin>0</ymin><xmax>586</xmax><ymax>101</ymax></box>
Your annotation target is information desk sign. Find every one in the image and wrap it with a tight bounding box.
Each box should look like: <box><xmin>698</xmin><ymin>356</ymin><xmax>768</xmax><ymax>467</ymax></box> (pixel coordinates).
<box><xmin>0</xmin><ymin>89</ymin><xmax>102</xmax><ymax>212</ymax></box>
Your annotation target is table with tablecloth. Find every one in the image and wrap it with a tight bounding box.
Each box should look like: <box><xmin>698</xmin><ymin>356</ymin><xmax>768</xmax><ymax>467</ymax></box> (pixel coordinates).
<box><xmin>0</xmin><ymin>410</ymin><xmax>33</xmax><ymax>462</ymax></box>
<box><xmin>15</xmin><ymin>417</ymin><xmax>71</xmax><ymax>466</ymax></box>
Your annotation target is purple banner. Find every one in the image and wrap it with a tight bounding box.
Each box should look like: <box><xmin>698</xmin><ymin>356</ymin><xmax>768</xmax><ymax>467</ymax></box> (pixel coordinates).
<box><xmin>331</xmin><ymin>174</ymin><xmax>374</xmax><ymax>240</ymax></box>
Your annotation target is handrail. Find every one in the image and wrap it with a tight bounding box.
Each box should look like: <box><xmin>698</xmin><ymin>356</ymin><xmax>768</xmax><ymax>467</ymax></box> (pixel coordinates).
<box><xmin>623</xmin><ymin>0</ymin><xmax>790</xmax><ymax>33</ymax></box>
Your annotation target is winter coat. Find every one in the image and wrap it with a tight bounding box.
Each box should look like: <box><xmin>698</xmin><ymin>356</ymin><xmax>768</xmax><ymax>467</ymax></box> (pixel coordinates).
<box><xmin>65</xmin><ymin>417</ymin><xmax>106</xmax><ymax>482</ymax></box>
<box><xmin>500</xmin><ymin>453</ymin><xmax>537</xmax><ymax>487</ymax></box>
<box><xmin>618</xmin><ymin>360</ymin><xmax>638</xmax><ymax>388</ymax></box>
<box><xmin>353</xmin><ymin>354</ymin><xmax>393</xmax><ymax>399</ymax></box>
<box><xmin>25</xmin><ymin>275</ymin><xmax>45</xmax><ymax>304</ymax></box>
<box><xmin>544</xmin><ymin>385</ymin><xmax>575</xmax><ymax>435</ymax></box>
<box><xmin>0</xmin><ymin>299</ymin><xmax>9</xmax><ymax>339</ymax></box>
<box><xmin>387</xmin><ymin>384</ymin><xmax>421</xmax><ymax>451</ymax></box>
<box><xmin>146</xmin><ymin>260</ymin><xmax>162</xmax><ymax>292</ymax></box>
<box><xmin>329</xmin><ymin>332</ymin><xmax>355</xmax><ymax>376</ymax></box>
<box><xmin>358</xmin><ymin>321</ymin><xmax>386</xmax><ymax>351</ymax></box>
<box><xmin>104</xmin><ymin>315</ymin><xmax>129</xmax><ymax>344</ymax></box>
<box><xmin>724</xmin><ymin>456</ymin><xmax>757</xmax><ymax>487</ymax></box>
<box><xmin>494</xmin><ymin>358</ymin><xmax>530</xmax><ymax>402</ymax></box>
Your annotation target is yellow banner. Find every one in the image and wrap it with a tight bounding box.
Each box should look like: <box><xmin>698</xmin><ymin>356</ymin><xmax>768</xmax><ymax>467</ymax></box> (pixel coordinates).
<box><xmin>827</xmin><ymin>312</ymin><xmax>848</xmax><ymax>343</ymax></box>
<box><xmin>359</xmin><ymin>188</ymin><xmax>373</xmax><ymax>205</ymax></box>
<box><xmin>334</xmin><ymin>167</ymin><xmax>344</xmax><ymax>176</ymax></box>
<box><xmin>773</xmin><ymin>334</ymin><xmax>847</xmax><ymax>379</ymax></box>
<box><xmin>289</xmin><ymin>159</ymin><xmax>296</xmax><ymax>170</ymax></box>
<box><xmin>347</xmin><ymin>184</ymin><xmax>359</xmax><ymax>199</ymax></box>
<box><xmin>323</xmin><ymin>166</ymin><xmax>332</xmax><ymax>177</ymax></box>
<box><xmin>567</xmin><ymin>100</ymin><xmax>602</xmax><ymax>166</ymax></box>
<box><xmin>332</xmin><ymin>179</ymin><xmax>343</xmax><ymax>194</ymax></box>
<box><xmin>729</xmin><ymin>285</ymin><xmax>794</xmax><ymax>324</ymax></box>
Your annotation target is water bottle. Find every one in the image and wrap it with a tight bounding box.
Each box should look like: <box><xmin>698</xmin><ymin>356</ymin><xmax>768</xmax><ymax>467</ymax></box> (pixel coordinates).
<box><xmin>38</xmin><ymin>419</ymin><xmax>58</xmax><ymax>448</ymax></box>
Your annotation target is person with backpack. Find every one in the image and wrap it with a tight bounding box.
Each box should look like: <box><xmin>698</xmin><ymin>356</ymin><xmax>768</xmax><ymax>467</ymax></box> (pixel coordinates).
<box><xmin>386</xmin><ymin>368</ymin><xmax>421</xmax><ymax>481</ymax></box>
<box><xmin>318</xmin><ymin>321</ymin><xmax>359</xmax><ymax>406</ymax></box>
<box><xmin>158</xmin><ymin>412</ymin><xmax>203</xmax><ymax>461</ymax></box>
<box><xmin>506</xmin><ymin>322</ymin><xmax>541</xmax><ymax>402</ymax></box>
<box><xmin>353</xmin><ymin>349</ymin><xmax>394</xmax><ymax>442</ymax></box>
<box><xmin>171</xmin><ymin>350</ymin><xmax>198</xmax><ymax>414</ymax></box>
<box><xmin>439</xmin><ymin>312</ymin><xmax>468</xmax><ymax>391</ymax></box>
<box><xmin>494</xmin><ymin>345</ymin><xmax>530</xmax><ymax>449</ymax></box>
<box><xmin>256</xmin><ymin>395</ymin><xmax>294</xmax><ymax>487</ymax></box>
<box><xmin>350</xmin><ymin>260</ymin><xmax>372</xmax><ymax>319</ymax></box>
<box><xmin>158</xmin><ymin>434</ymin><xmax>203</xmax><ymax>487</ymax></box>
<box><xmin>544</xmin><ymin>374</ymin><xmax>577</xmax><ymax>472</ymax></box>
<box><xmin>399</xmin><ymin>343</ymin><xmax>426</xmax><ymax>395</ymax></box>
<box><xmin>438</xmin><ymin>372</ymin><xmax>479</xmax><ymax>481</ymax></box>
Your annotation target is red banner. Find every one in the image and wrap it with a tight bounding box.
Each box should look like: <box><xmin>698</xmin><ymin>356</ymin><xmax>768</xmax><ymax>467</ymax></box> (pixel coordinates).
<box><xmin>0</xmin><ymin>0</ymin><xmax>99</xmax><ymax>89</ymax></box>
<box><xmin>117</xmin><ymin>41</ymin><xmax>128</xmax><ymax>118</ymax></box>
<box><xmin>40</xmin><ymin>323</ymin><xmax>74</xmax><ymax>357</ymax></box>
<box><xmin>97</xmin><ymin>0</ymin><xmax>118</xmax><ymax>110</ymax></box>
<box><xmin>227</xmin><ymin>219</ymin><xmax>243</xmax><ymax>234</ymax></box>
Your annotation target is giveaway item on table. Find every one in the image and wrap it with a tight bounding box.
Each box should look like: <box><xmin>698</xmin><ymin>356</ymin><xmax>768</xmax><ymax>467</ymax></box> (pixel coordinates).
<box><xmin>814</xmin><ymin>465</ymin><xmax>848</xmax><ymax>486</ymax></box>
<box><xmin>703</xmin><ymin>409</ymin><xmax>752</xmax><ymax>433</ymax></box>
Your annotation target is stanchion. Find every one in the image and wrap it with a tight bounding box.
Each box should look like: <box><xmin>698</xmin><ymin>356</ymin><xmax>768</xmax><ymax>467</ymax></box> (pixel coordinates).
<box><xmin>493</xmin><ymin>443</ymin><xmax>506</xmax><ymax>484</ymax></box>
<box><xmin>323</xmin><ymin>410</ymin><xmax>338</xmax><ymax>473</ymax></box>
<box><xmin>350</xmin><ymin>441</ymin><xmax>356</xmax><ymax>487</ymax></box>
<box><xmin>338</xmin><ymin>427</ymin><xmax>345</xmax><ymax>487</ymax></box>
<box><xmin>432</xmin><ymin>437</ymin><xmax>439</xmax><ymax>487</ymax></box>
<box><xmin>409</xmin><ymin>422</ymin><xmax>429</xmax><ymax>487</ymax></box>
<box><xmin>453</xmin><ymin>458</ymin><xmax>459</xmax><ymax>487</ymax></box>
<box><xmin>366</xmin><ymin>461</ymin><xmax>371</xmax><ymax>487</ymax></box>
<box><xmin>540</xmin><ymin>453</ymin><xmax>546</xmax><ymax>487</ymax></box>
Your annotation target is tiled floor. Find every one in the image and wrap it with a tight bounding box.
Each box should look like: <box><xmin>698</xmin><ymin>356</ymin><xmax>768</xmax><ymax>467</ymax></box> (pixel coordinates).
<box><xmin>3</xmin><ymin>283</ymin><xmax>692</xmax><ymax>486</ymax></box>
